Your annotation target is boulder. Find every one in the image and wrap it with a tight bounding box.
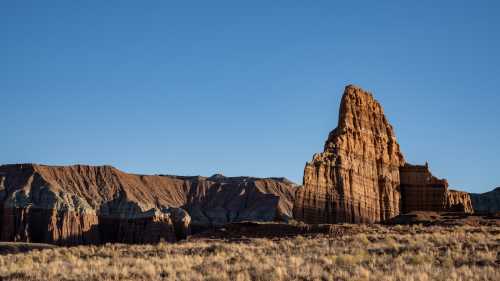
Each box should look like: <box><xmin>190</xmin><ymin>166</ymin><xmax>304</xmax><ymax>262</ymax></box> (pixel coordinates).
<box><xmin>167</xmin><ymin>207</ymin><xmax>191</xmax><ymax>240</ymax></box>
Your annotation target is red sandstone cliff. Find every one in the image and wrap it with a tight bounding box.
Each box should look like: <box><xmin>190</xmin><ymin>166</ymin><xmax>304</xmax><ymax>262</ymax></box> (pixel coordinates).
<box><xmin>293</xmin><ymin>85</ymin><xmax>405</xmax><ymax>223</ymax></box>
<box><xmin>293</xmin><ymin>85</ymin><xmax>473</xmax><ymax>224</ymax></box>
<box><xmin>400</xmin><ymin>164</ymin><xmax>473</xmax><ymax>213</ymax></box>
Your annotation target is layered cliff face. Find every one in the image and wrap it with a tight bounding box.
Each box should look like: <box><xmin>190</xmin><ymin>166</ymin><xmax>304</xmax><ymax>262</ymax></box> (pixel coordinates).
<box><xmin>400</xmin><ymin>164</ymin><xmax>448</xmax><ymax>213</ymax></box>
<box><xmin>399</xmin><ymin>164</ymin><xmax>473</xmax><ymax>213</ymax></box>
<box><xmin>293</xmin><ymin>85</ymin><xmax>475</xmax><ymax>224</ymax></box>
<box><xmin>182</xmin><ymin>175</ymin><xmax>296</xmax><ymax>229</ymax></box>
<box><xmin>0</xmin><ymin>164</ymin><xmax>189</xmax><ymax>244</ymax></box>
<box><xmin>293</xmin><ymin>85</ymin><xmax>405</xmax><ymax>223</ymax></box>
<box><xmin>446</xmin><ymin>190</ymin><xmax>473</xmax><ymax>213</ymax></box>
<box><xmin>0</xmin><ymin>164</ymin><xmax>296</xmax><ymax>245</ymax></box>
<box><xmin>471</xmin><ymin>187</ymin><xmax>500</xmax><ymax>213</ymax></box>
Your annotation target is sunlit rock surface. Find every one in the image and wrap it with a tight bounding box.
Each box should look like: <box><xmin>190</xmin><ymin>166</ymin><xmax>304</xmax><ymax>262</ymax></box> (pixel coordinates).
<box><xmin>293</xmin><ymin>85</ymin><xmax>405</xmax><ymax>223</ymax></box>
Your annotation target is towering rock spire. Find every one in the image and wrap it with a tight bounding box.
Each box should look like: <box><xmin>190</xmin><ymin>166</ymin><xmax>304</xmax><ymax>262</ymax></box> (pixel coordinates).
<box><xmin>293</xmin><ymin>85</ymin><xmax>405</xmax><ymax>223</ymax></box>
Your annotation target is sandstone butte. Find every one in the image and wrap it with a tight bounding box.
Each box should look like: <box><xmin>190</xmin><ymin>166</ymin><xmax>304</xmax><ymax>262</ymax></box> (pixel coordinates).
<box><xmin>0</xmin><ymin>85</ymin><xmax>480</xmax><ymax>245</ymax></box>
<box><xmin>293</xmin><ymin>85</ymin><xmax>473</xmax><ymax>224</ymax></box>
<box><xmin>0</xmin><ymin>164</ymin><xmax>296</xmax><ymax>245</ymax></box>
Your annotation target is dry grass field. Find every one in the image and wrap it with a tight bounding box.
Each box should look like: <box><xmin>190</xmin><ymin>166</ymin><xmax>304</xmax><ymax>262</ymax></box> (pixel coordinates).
<box><xmin>1</xmin><ymin>224</ymin><xmax>499</xmax><ymax>281</ymax></box>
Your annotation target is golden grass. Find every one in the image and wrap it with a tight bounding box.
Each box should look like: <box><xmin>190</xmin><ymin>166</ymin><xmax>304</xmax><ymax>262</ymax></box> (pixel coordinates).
<box><xmin>1</xmin><ymin>224</ymin><xmax>499</xmax><ymax>281</ymax></box>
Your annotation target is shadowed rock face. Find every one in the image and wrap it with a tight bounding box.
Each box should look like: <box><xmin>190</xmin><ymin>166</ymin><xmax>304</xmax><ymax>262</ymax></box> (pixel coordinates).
<box><xmin>180</xmin><ymin>175</ymin><xmax>296</xmax><ymax>230</ymax></box>
<box><xmin>471</xmin><ymin>187</ymin><xmax>500</xmax><ymax>213</ymax></box>
<box><xmin>400</xmin><ymin>164</ymin><xmax>474</xmax><ymax>213</ymax></box>
<box><xmin>293</xmin><ymin>85</ymin><xmax>405</xmax><ymax>223</ymax></box>
<box><xmin>0</xmin><ymin>164</ymin><xmax>296</xmax><ymax>245</ymax></box>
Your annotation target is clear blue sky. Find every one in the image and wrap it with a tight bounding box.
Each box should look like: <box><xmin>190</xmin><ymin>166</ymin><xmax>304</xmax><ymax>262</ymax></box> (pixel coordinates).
<box><xmin>1</xmin><ymin>1</ymin><xmax>499</xmax><ymax>193</ymax></box>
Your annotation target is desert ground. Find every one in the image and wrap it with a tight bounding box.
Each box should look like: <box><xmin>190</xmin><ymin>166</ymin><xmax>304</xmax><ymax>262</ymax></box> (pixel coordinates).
<box><xmin>1</xmin><ymin>224</ymin><xmax>498</xmax><ymax>281</ymax></box>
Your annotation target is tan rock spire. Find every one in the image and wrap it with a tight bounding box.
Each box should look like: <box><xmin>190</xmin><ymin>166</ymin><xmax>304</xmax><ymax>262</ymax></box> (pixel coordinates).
<box><xmin>294</xmin><ymin>85</ymin><xmax>405</xmax><ymax>223</ymax></box>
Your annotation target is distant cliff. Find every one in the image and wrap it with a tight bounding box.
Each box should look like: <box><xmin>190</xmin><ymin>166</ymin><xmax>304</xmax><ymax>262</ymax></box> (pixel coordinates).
<box><xmin>471</xmin><ymin>187</ymin><xmax>500</xmax><ymax>213</ymax></box>
<box><xmin>0</xmin><ymin>164</ymin><xmax>296</xmax><ymax>245</ymax></box>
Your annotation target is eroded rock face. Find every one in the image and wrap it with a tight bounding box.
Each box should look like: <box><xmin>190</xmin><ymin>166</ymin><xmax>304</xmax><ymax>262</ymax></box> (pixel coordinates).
<box><xmin>181</xmin><ymin>175</ymin><xmax>296</xmax><ymax>230</ymax></box>
<box><xmin>400</xmin><ymin>164</ymin><xmax>448</xmax><ymax>213</ymax></box>
<box><xmin>400</xmin><ymin>164</ymin><xmax>473</xmax><ymax>213</ymax></box>
<box><xmin>446</xmin><ymin>190</ymin><xmax>473</xmax><ymax>213</ymax></box>
<box><xmin>471</xmin><ymin>187</ymin><xmax>500</xmax><ymax>213</ymax></box>
<box><xmin>293</xmin><ymin>85</ymin><xmax>474</xmax><ymax>224</ymax></box>
<box><xmin>168</xmin><ymin>207</ymin><xmax>191</xmax><ymax>240</ymax></box>
<box><xmin>0</xmin><ymin>165</ymin><xmax>100</xmax><ymax>245</ymax></box>
<box><xmin>98</xmin><ymin>208</ymin><xmax>177</xmax><ymax>244</ymax></box>
<box><xmin>293</xmin><ymin>85</ymin><xmax>405</xmax><ymax>223</ymax></box>
<box><xmin>0</xmin><ymin>164</ymin><xmax>296</xmax><ymax>245</ymax></box>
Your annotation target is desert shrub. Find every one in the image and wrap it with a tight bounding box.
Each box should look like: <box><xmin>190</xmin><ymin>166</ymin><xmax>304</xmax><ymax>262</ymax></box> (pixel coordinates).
<box><xmin>0</xmin><ymin>225</ymin><xmax>498</xmax><ymax>281</ymax></box>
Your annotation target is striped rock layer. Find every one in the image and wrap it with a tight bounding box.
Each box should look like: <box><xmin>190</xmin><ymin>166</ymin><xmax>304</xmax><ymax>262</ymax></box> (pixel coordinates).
<box><xmin>293</xmin><ymin>85</ymin><xmax>405</xmax><ymax>223</ymax></box>
<box><xmin>400</xmin><ymin>164</ymin><xmax>473</xmax><ymax>213</ymax></box>
<box><xmin>0</xmin><ymin>164</ymin><xmax>295</xmax><ymax>245</ymax></box>
<box><xmin>293</xmin><ymin>85</ymin><xmax>473</xmax><ymax>224</ymax></box>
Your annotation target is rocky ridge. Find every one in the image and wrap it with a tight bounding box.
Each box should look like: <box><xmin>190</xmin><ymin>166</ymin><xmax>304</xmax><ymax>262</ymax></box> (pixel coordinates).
<box><xmin>471</xmin><ymin>187</ymin><xmax>500</xmax><ymax>213</ymax></box>
<box><xmin>0</xmin><ymin>164</ymin><xmax>296</xmax><ymax>245</ymax></box>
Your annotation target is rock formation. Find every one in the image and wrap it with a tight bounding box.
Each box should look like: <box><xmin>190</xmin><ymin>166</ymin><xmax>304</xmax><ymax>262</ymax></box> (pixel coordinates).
<box><xmin>446</xmin><ymin>190</ymin><xmax>474</xmax><ymax>213</ymax></box>
<box><xmin>399</xmin><ymin>164</ymin><xmax>447</xmax><ymax>212</ymax></box>
<box><xmin>400</xmin><ymin>164</ymin><xmax>473</xmax><ymax>213</ymax></box>
<box><xmin>180</xmin><ymin>175</ymin><xmax>296</xmax><ymax>231</ymax></box>
<box><xmin>293</xmin><ymin>85</ymin><xmax>473</xmax><ymax>224</ymax></box>
<box><xmin>293</xmin><ymin>85</ymin><xmax>405</xmax><ymax>223</ymax></box>
<box><xmin>0</xmin><ymin>164</ymin><xmax>296</xmax><ymax>245</ymax></box>
<box><xmin>471</xmin><ymin>187</ymin><xmax>500</xmax><ymax>213</ymax></box>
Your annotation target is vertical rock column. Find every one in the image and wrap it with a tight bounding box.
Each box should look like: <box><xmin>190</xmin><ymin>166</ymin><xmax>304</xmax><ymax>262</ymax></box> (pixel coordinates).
<box><xmin>294</xmin><ymin>85</ymin><xmax>405</xmax><ymax>223</ymax></box>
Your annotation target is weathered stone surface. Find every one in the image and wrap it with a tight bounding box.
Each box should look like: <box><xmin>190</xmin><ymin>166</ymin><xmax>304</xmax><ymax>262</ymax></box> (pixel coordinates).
<box><xmin>471</xmin><ymin>187</ymin><xmax>500</xmax><ymax>213</ymax></box>
<box><xmin>400</xmin><ymin>164</ymin><xmax>473</xmax><ymax>213</ymax></box>
<box><xmin>400</xmin><ymin>164</ymin><xmax>448</xmax><ymax>213</ymax></box>
<box><xmin>98</xmin><ymin>208</ymin><xmax>177</xmax><ymax>244</ymax></box>
<box><xmin>181</xmin><ymin>175</ymin><xmax>296</xmax><ymax>229</ymax></box>
<box><xmin>446</xmin><ymin>190</ymin><xmax>473</xmax><ymax>213</ymax></box>
<box><xmin>0</xmin><ymin>164</ymin><xmax>181</xmax><ymax>245</ymax></box>
<box><xmin>0</xmin><ymin>164</ymin><xmax>296</xmax><ymax>245</ymax></box>
<box><xmin>168</xmin><ymin>207</ymin><xmax>191</xmax><ymax>240</ymax></box>
<box><xmin>293</xmin><ymin>85</ymin><xmax>405</xmax><ymax>223</ymax></box>
<box><xmin>0</xmin><ymin>165</ymin><xmax>101</xmax><ymax>245</ymax></box>
<box><xmin>293</xmin><ymin>85</ymin><xmax>474</xmax><ymax>224</ymax></box>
